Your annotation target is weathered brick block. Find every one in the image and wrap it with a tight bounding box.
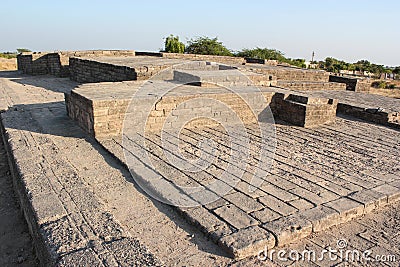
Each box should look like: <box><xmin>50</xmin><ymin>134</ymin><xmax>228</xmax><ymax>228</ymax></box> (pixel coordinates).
<box><xmin>323</xmin><ymin>197</ymin><xmax>364</xmax><ymax>223</ymax></box>
<box><xmin>214</xmin><ymin>205</ymin><xmax>258</xmax><ymax>230</ymax></box>
<box><xmin>219</xmin><ymin>226</ymin><xmax>275</xmax><ymax>259</ymax></box>
<box><xmin>258</xmin><ymin>195</ymin><xmax>297</xmax><ymax>216</ymax></box>
<box><xmin>262</xmin><ymin>213</ymin><xmax>313</xmax><ymax>246</ymax></box>
<box><xmin>271</xmin><ymin>93</ymin><xmax>338</xmax><ymax>128</ymax></box>
<box><xmin>224</xmin><ymin>191</ymin><xmax>264</xmax><ymax>213</ymax></box>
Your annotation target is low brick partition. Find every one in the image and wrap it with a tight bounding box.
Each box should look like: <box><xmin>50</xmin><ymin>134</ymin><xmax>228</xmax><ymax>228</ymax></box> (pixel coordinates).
<box><xmin>329</xmin><ymin>75</ymin><xmax>370</xmax><ymax>92</ymax></box>
<box><xmin>276</xmin><ymin>81</ymin><xmax>346</xmax><ymax>91</ymax></box>
<box><xmin>173</xmin><ymin>69</ymin><xmax>277</xmax><ymax>87</ymax></box>
<box><xmin>244</xmin><ymin>65</ymin><xmax>330</xmax><ymax>82</ymax></box>
<box><xmin>271</xmin><ymin>93</ymin><xmax>338</xmax><ymax>127</ymax></box>
<box><xmin>134</xmin><ymin>52</ymin><xmax>247</xmax><ymax>65</ymax></box>
<box><xmin>337</xmin><ymin>103</ymin><xmax>400</xmax><ymax>128</ymax></box>
<box><xmin>161</xmin><ymin>52</ymin><xmax>246</xmax><ymax>65</ymax></box>
<box><xmin>17</xmin><ymin>53</ymin><xmax>70</xmax><ymax>77</ymax></box>
<box><xmin>69</xmin><ymin>58</ymin><xmax>139</xmax><ymax>83</ymax></box>
<box><xmin>68</xmin><ymin>57</ymin><xmax>264</xmax><ymax>84</ymax></box>
<box><xmin>245</xmin><ymin>58</ymin><xmax>278</xmax><ymax>66</ymax></box>
<box><xmin>69</xmin><ymin>56</ymin><xmax>194</xmax><ymax>83</ymax></box>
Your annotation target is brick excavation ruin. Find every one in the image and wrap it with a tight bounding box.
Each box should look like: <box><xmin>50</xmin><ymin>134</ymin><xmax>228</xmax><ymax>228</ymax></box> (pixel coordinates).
<box><xmin>0</xmin><ymin>50</ymin><xmax>398</xmax><ymax>265</ymax></box>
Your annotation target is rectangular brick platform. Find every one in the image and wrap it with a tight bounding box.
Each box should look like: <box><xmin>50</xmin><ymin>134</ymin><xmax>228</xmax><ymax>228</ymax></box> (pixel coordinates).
<box><xmin>69</xmin><ymin>55</ymin><xmax>246</xmax><ymax>83</ymax></box>
<box><xmin>65</xmin><ymin>81</ymin><xmax>278</xmax><ymax>138</ymax></box>
<box><xmin>292</xmin><ymin>89</ymin><xmax>400</xmax><ymax>129</ymax></box>
<box><xmin>329</xmin><ymin>75</ymin><xmax>370</xmax><ymax>92</ymax></box>
<box><xmin>65</xmin><ymin>81</ymin><xmax>341</xmax><ymax>139</ymax></box>
<box><xmin>271</xmin><ymin>93</ymin><xmax>338</xmax><ymax>128</ymax></box>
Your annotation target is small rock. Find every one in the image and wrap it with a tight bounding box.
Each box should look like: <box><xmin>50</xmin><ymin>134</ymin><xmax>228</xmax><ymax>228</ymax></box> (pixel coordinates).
<box><xmin>17</xmin><ymin>256</ymin><xmax>25</xmax><ymax>264</ymax></box>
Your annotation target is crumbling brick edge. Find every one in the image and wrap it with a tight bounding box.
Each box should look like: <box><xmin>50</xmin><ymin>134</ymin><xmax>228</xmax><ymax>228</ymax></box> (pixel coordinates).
<box><xmin>0</xmin><ymin>115</ymin><xmax>54</xmax><ymax>266</ymax></box>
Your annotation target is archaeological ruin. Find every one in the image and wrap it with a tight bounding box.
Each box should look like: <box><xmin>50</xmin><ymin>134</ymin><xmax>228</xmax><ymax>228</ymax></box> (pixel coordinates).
<box><xmin>0</xmin><ymin>50</ymin><xmax>399</xmax><ymax>265</ymax></box>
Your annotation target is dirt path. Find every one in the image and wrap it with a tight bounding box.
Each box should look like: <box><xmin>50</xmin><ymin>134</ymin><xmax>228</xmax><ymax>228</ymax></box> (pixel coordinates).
<box><xmin>0</xmin><ymin>130</ymin><xmax>38</xmax><ymax>266</ymax></box>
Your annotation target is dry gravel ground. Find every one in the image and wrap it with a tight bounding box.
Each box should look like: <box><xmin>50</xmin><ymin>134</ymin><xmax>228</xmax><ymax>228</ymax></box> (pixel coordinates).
<box><xmin>0</xmin><ymin>129</ymin><xmax>38</xmax><ymax>266</ymax></box>
<box><xmin>0</xmin><ymin>58</ymin><xmax>17</xmax><ymax>71</ymax></box>
<box><xmin>369</xmin><ymin>88</ymin><xmax>400</xmax><ymax>99</ymax></box>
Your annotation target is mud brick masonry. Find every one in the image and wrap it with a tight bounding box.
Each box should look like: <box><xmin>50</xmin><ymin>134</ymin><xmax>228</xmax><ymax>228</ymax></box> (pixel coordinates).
<box><xmin>271</xmin><ymin>93</ymin><xmax>338</xmax><ymax>128</ymax></box>
<box><xmin>329</xmin><ymin>75</ymin><xmax>370</xmax><ymax>92</ymax></box>
<box><xmin>65</xmin><ymin>82</ymin><xmax>339</xmax><ymax>139</ymax></box>
<box><xmin>17</xmin><ymin>50</ymin><xmax>135</xmax><ymax>77</ymax></box>
<box><xmin>10</xmin><ymin>50</ymin><xmax>400</xmax><ymax>262</ymax></box>
<box><xmin>17</xmin><ymin>50</ymin><xmax>366</xmax><ymax>92</ymax></box>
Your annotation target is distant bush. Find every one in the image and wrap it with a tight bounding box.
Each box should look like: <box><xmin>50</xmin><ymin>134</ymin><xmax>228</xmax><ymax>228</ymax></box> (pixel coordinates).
<box><xmin>17</xmin><ymin>48</ymin><xmax>31</xmax><ymax>53</ymax></box>
<box><xmin>0</xmin><ymin>52</ymin><xmax>17</xmax><ymax>59</ymax></box>
<box><xmin>372</xmin><ymin>81</ymin><xmax>387</xmax><ymax>88</ymax></box>
<box><xmin>371</xmin><ymin>81</ymin><xmax>396</xmax><ymax>89</ymax></box>
<box><xmin>236</xmin><ymin>47</ymin><xmax>306</xmax><ymax>68</ymax></box>
<box><xmin>287</xmin><ymin>58</ymin><xmax>306</xmax><ymax>68</ymax></box>
<box><xmin>236</xmin><ymin>47</ymin><xmax>285</xmax><ymax>61</ymax></box>
<box><xmin>186</xmin><ymin>37</ymin><xmax>232</xmax><ymax>56</ymax></box>
<box><xmin>164</xmin><ymin>35</ymin><xmax>185</xmax><ymax>53</ymax></box>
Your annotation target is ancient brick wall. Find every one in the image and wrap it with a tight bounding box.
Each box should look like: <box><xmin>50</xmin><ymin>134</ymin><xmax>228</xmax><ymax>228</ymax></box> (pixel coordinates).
<box><xmin>17</xmin><ymin>50</ymin><xmax>135</xmax><ymax>77</ymax></box>
<box><xmin>65</xmin><ymin>85</ymin><xmax>340</xmax><ymax>138</ymax></box>
<box><xmin>276</xmin><ymin>81</ymin><xmax>346</xmax><ymax>91</ymax></box>
<box><xmin>65</xmin><ymin>88</ymin><xmax>277</xmax><ymax>138</ymax></box>
<box><xmin>161</xmin><ymin>52</ymin><xmax>246</xmax><ymax>65</ymax></box>
<box><xmin>60</xmin><ymin>50</ymin><xmax>135</xmax><ymax>58</ymax></box>
<box><xmin>329</xmin><ymin>75</ymin><xmax>370</xmax><ymax>92</ymax></box>
<box><xmin>247</xmin><ymin>66</ymin><xmax>330</xmax><ymax>82</ymax></box>
<box><xmin>65</xmin><ymin>92</ymin><xmax>95</xmax><ymax>135</ymax></box>
<box><xmin>271</xmin><ymin>93</ymin><xmax>338</xmax><ymax>127</ymax></box>
<box><xmin>245</xmin><ymin>58</ymin><xmax>278</xmax><ymax>66</ymax></box>
<box><xmin>337</xmin><ymin>103</ymin><xmax>399</xmax><ymax>126</ymax></box>
<box><xmin>16</xmin><ymin>54</ymin><xmax>33</xmax><ymax>74</ymax></box>
<box><xmin>17</xmin><ymin>53</ymin><xmax>69</xmax><ymax>76</ymax></box>
<box><xmin>69</xmin><ymin>57</ymin><xmax>175</xmax><ymax>83</ymax></box>
<box><xmin>69</xmin><ymin>58</ymin><xmax>138</xmax><ymax>83</ymax></box>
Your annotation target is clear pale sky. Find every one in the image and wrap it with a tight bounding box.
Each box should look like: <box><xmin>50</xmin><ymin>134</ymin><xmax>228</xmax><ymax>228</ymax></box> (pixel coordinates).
<box><xmin>1</xmin><ymin>0</ymin><xmax>399</xmax><ymax>66</ymax></box>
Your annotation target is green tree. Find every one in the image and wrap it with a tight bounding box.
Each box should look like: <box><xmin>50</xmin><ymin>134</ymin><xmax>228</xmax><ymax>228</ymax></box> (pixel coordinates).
<box><xmin>164</xmin><ymin>35</ymin><xmax>185</xmax><ymax>53</ymax></box>
<box><xmin>185</xmin><ymin>37</ymin><xmax>232</xmax><ymax>56</ymax></box>
<box><xmin>235</xmin><ymin>47</ymin><xmax>306</xmax><ymax>67</ymax></box>
<box><xmin>0</xmin><ymin>52</ymin><xmax>17</xmax><ymax>59</ymax></box>
<box><xmin>393</xmin><ymin>66</ymin><xmax>400</xmax><ymax>75</ymax></box>
<box><xmin>324</xmin><ymin>57</ymin><xmax>336</xmax><ymax>72</ymax></box>
<box><xmin>354</xmin><ymin>60</ymin><xmax>371</xmax><ymax>72</ymax></box>
<box><xmin>16</xmin><ymin>48</ymin><xmax>31</xmax><ymax>53</ymax></box>
<box><xmin>287</xmin><ymin>58</ymin><xmax>306</xmax><ymax>68</ymax></box>
<box><xmin>236</xmin><ymin>47</ymin><xmax>286</xmax><ymax>61</ymax></box>
<box><xmin>322</xmin><ymin>57</ymin><xmax>351</xmax><ymax>73</ymax></box>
